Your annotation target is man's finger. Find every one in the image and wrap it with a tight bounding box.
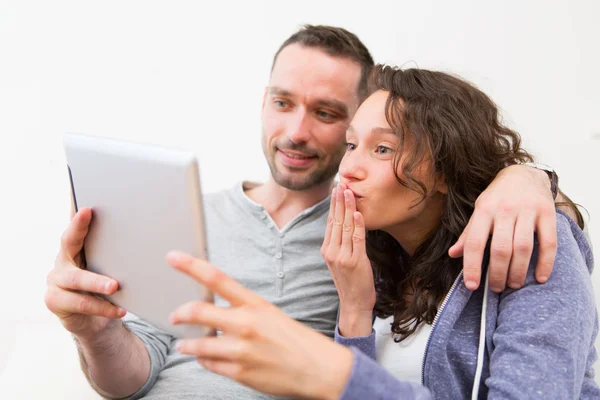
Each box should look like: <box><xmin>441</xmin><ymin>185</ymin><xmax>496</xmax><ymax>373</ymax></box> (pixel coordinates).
<box><xmin>44</xmin><ymin>287</ymin><xmax>125</xmax><ymax>319</ymax></box>
<box><xmin>167</xmin><ymin>251</ymin><xmax>264</xmax><ymax>307</ymax></box>
<box><xmin>534</xmin><ymin>207</ymin><xmax>558</xmax><ymax>283</ymax></box>
<box><xmin>461</xmin><ymin>209</ymin><xmax>493</xmax><ymax>291</ymax></box>
<box><xmin>60</xmin><ymin>208</ymin><xmax>93</xmax><ymax>265</ymax></box>
<box><xmin>507</xmin><ymin>211</ymin><xmax>536</xmax><ymax>289</ymax></box>
<box><xmin>52</xmin><ymin>266</ymin><xmax>119</xmax><ymax>295</ymax></box>
<box><xmin>448</xmin><ymin>219</ymin><xmax>469</xmax><ymax>258</ymax></box>
<box><xmin>487</xmin><ymin>216</ymin><xmax>515</xmax><ymax>293</ymax></box>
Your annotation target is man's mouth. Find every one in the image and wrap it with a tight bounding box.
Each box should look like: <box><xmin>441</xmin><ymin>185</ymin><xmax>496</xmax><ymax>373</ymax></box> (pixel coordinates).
<box><xmin>280</xmin><ymin>150</ymin><xmax>316</xmax><ymax>159</ymax></box>
<box><xmin>277</xmin><ymin>149</ymin><xmax>318</xmax><ymax>168</ymax></box>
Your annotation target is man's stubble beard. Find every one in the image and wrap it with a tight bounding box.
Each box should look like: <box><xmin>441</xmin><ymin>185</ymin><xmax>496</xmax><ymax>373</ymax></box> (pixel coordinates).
<box><xmin>262</xmin><ymin>135</ymin><xmax>345</xmax><ymax>191</ymax></box>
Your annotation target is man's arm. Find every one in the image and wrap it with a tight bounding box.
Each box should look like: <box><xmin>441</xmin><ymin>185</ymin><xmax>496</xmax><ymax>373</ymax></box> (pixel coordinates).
<box><xmin>75</xmin><ymin>320</ymin><xmax>150</xmax><ymax>399</ymax></box>
<box><xmin>449</xmin><ymin>165</ymin><xmax>560</xmax><ymax>292</ymax></box>
<box><xmin>556</xmin><ymin>189</ymin><xmax>585</xmax><ymax>228</ymax></box>
<box><xmin>45</xmin><ymin>208</ymin><xmax>152</xmax><ymax>398</ymax></box>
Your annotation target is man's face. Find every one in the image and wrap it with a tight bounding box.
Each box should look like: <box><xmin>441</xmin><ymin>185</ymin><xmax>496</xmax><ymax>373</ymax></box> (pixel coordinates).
<box><xmin>261</xmin><ymin>44</ymin><xmax>362</xmax><ymax>191</ymax></box>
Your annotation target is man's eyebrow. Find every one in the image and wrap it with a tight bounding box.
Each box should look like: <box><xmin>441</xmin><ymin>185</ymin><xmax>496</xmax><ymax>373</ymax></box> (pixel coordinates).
<box><xmin>268</xmin><ymin>86</ymin><xmax>292</xmax><ymax>97</ymax></box>
<box><xmin>347</xmin><ymin>125</ymin><xmax>396</xmax><ymax>135</ymax></box>
<box><xmin>268</xmin><ymin>86</ymin><xmax>348</xmax><ymax>117</ymax></box>
<box><xmin>314</xmin><ymin>99</ymin><xmax>348</xmax><ymax>117</ymax></box>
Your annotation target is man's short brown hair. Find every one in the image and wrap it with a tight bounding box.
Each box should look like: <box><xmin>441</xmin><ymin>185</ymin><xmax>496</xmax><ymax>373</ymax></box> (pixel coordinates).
<box><xmin>272</xmin><ymin>25</ymin><xmax>374</xmax><ymax>101</ymax></box>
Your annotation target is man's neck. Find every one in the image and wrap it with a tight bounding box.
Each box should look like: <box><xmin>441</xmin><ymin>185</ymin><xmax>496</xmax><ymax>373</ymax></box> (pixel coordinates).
<box><xmin>245</xmin><ymin>178</ymin><xmax>334</xmax><ymax>229</ymax></box>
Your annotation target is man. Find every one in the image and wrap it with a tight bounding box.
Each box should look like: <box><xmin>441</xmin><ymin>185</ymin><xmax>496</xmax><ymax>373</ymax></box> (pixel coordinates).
<box><xmin>45</xmin><ymin>25</ymin><xmax>567</xmax><ymax>399</ymax></box>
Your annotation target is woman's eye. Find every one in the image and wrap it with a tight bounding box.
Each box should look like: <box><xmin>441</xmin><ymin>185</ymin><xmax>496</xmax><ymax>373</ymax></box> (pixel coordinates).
<box><xmin>345</xmin><ymin>142</ymin><xmax>356</xmax><ymax>151</ymax></box>
<box><xmin>376</xmin><ymin>145</ymin><xmax>392</xmax><ymax>154</ymax></box>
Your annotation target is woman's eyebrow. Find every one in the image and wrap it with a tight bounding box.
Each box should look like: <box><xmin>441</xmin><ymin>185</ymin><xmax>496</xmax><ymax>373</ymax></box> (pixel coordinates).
<box><xmin>347</xmin><ymin>125</ymin><xmax>395</xmax><ymax>135</ymax></box>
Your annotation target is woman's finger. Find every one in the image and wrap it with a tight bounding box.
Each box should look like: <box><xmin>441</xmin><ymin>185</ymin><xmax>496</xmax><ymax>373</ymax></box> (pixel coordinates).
<box><xmin>170</xmin><ymin>301</ymin><xmax>240</xmax><ymax>332</ymax></box>
<box><xmin>351</xmin><ymin>212</ymin><xmax>366</xmax><ymax>260</ymax></box>
<box><xmin>340</xmin><ymin>190</ymin><xmax>356</xmax><ymax>256</ymax></box>
<box><xmin>197</xmin><ymin>358</ymin><xmax>243</xmax><ymax>380</ymax></box>
<box><xmin>322</xmin><ymin>187</ymin><xmax>337</xmax><ymax>249</ymax></box>
<box><xmin>167</xmin><ymin>252</ymin><xmax>265</xmax><ymax>307</ymax></box>
<box><xmin>329</xmin><ymin>184</ymin><xmax>346</xmax><ymax>248</ymax></box>
<box><xmin>177</xmin><ymin>336</ymin><xmax>248</xmax><ymax>362</ymax></box>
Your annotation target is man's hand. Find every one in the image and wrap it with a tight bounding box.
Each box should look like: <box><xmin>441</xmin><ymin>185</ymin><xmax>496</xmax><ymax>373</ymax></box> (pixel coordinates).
<box><xmin>449</xmin><ymin>165</ymin><xmax>557</xmax><ymax>293</ymax></box>
<box><xmin>44</xmin><ymin>208</ymin><xmax>126</xmax><ymax>340</ymax></box>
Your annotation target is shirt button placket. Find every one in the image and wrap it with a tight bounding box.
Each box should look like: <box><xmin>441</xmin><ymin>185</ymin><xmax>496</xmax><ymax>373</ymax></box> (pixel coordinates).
<box><xmin>275</xmin><ymin>236</ymin><xmax>284</xmax><ymax>297</ymax></box>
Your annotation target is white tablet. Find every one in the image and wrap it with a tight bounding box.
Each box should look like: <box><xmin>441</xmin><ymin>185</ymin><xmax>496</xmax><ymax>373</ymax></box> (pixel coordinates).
<box><xmin>63</xmin><ymin>133</ymin><xmax>213</xmax><ymax>338</ymax></box>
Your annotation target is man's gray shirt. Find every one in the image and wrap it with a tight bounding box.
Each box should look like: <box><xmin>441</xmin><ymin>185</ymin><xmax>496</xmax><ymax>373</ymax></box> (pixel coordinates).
<box><xmin>125</xmin><ymin>182</ymin><xmax>338</xmax><ymax>399</ymax></box>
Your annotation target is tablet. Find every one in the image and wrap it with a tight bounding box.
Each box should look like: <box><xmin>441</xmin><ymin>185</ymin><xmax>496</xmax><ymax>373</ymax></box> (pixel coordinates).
<box><xmin>63</xmin><ymin>132</ymin><xmax>213</xmax><ymax>338</ymax></box>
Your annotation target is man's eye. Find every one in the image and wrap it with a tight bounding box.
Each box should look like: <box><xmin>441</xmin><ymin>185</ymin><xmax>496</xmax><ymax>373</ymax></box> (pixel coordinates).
<box><xmin>274</xmin><ymin>100</ymin><xmax>288</xmax><ymax>108</ymax></box>
<box><xmin>316</xmin><ymin>110</ymin><xmax>334</xmax><ymax>120</ymax></box>
<box><xmin>345</xmin><ymin>142</ymin><xmax>356</xmax><ymax>151</ymax></box>
<box><xmin>376</xmin><ymin>145</ymin><xmax>392</xmax><ymax>154</ymax></box>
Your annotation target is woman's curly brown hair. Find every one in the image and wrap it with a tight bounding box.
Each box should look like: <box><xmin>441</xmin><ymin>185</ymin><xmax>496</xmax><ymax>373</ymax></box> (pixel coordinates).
<box><xmin>365</xmin><ymin>65</ymin><xmax>537</xmax><ymax>341</ymax></box>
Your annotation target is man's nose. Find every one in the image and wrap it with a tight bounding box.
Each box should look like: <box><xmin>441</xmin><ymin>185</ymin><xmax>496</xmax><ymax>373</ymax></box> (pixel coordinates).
<box><xmin>287</xmin><ymin>109</ymin><xmax>312</xmax><ymax>144</ymax></box>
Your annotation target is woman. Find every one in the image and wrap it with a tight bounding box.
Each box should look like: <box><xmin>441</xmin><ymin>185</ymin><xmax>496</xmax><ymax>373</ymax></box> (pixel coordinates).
<box><xmin>168</xmin><ymin>66</ymin><xmax>598</xmax><ymax>399</ymax></box>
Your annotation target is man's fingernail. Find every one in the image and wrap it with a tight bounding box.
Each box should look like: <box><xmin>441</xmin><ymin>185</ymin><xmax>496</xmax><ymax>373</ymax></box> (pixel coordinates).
<box><xmin>104</xmin><ymin>281</ymin><xmax>113</xmax><ymax>293</ymax></box>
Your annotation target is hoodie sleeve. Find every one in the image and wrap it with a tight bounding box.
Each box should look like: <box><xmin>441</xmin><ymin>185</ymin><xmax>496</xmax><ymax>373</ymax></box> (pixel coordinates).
<box><xmin>334</xmin><ymin>326</ymin><xmax>433</xmax><ymax>399</ymax></box>
<box><xmin>334</xmin><ymin>325</ymin><xmax>377</xmax><ymax>360</ymax></box>
<box><xmin>338</xmin><ymin>348</ymin><xmax>432</xmax><ymax>400</ymax></box>
<box><xmin>485</xmin><ymin>212</ymin><xmax>599</xmax><ymax>399</ymax></box>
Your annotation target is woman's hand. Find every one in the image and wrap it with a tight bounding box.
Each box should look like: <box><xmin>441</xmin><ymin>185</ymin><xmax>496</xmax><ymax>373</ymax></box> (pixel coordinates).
<box><xmin>167</xmin><ymin>252</ymin><xmax>354</xmax><ymax>400</ymax></box>
<box><xmin>320</xmin><ymin>183</ymin><xmax>376</xmax><ymax>337</ymax></box>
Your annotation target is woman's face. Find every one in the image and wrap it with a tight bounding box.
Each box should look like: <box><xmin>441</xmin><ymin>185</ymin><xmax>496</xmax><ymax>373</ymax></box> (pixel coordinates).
<box><xmin>339</xmin><ymin>90</ymin><xmax>446</xmax><ymax>250</ymax></box>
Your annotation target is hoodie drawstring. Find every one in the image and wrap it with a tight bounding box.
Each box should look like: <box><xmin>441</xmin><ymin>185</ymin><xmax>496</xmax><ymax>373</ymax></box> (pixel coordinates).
<box><xmin>471</xmin><ymin>268</ymin><xmax>489</xmax><ymax>399</ymax></box>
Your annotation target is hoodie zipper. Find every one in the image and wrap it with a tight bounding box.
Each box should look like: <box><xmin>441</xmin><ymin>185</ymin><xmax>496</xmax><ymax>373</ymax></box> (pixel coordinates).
<box><xmin>421</xmin><ymin>271</ymin><xmax>463</xmax><ymax>385</ymax></box>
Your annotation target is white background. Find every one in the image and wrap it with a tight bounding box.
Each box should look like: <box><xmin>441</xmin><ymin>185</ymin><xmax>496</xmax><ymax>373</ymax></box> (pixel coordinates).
<box><xmin>0</xmin><ymin>0</ymin><xmax>599</xmax><ymax>397</ymax></box>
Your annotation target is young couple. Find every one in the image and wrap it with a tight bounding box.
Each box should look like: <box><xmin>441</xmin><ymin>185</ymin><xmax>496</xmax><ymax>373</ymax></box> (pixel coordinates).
<box><xmin>47</xmin><ymin>25</ymin><xmax>596</xmax><ymax>399</ymax></box>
